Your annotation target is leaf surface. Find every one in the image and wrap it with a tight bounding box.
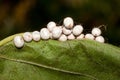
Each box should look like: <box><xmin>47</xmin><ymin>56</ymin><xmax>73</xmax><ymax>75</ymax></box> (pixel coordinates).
<box><xmin>0</xmin><ymin>34</ymin><xmax>120</xmax><ymax>80</ymax></box>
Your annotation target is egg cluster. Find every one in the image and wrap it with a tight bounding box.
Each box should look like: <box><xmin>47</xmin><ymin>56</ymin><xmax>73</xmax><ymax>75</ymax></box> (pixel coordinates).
<box><xmin>13</xmin><ymin>17</ymin><xmax>105</xmax><ymax>48</ymax></box>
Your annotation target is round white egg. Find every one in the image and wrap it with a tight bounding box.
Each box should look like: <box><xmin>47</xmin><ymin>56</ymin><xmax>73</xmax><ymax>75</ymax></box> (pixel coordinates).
<box><xmin>23</xmin><ymin>32</ymin><xmax>32</xmax><ymax>42</ymax></box>
<box><xmin>52</xmin><ymin>27</ymin><xmax>62</xmax><ymax>39</ymax></box>
<box><xmin>47</xmin><ymin>21</ymin><xmax>56</xmax><ymax>32</ymax></box>
<box><xmin>76</xmin><ymin>34</ymin><xmax>85</xmax><ymax>40</ymax></box>
<box><xmin>62</xmin><ymin>27</ymin><xmax>71</xmax><ymax>35</ymax></box>
<box><xmin>13</xmin><ymin>36</ymin><xmax>24</xmax><ymax>48</ymax></box>
<box><xmin>95</xmin><ymin>36</ymin><xmax>105</xmax><ymax>43</ymax></box>
<box><xmin>40</xmin><ymin>28</ymin><xmax>50</xmax><ymax>40</ymax></box>
<box><xmin>32</xmin><ymin>31</ymin><xmax>40</xmax><ymax>41</ymax></box>
<box><xmin>63</xmin><ymin>17</ymin><xmax>74</xmax><ymax>29</ymax></box>
<box><xmin>67</xmin><ymin>34</ymin><xmax>75</xmax><ymax>40</ymax></box>
<box><xmin>73</xmin><ymin>25</ymin><xmax>83</xmax><ymax>36</ymax></box>
<box><xmin>92</xmin><ymin>28</ymin><xmax>101</xmax><ymax>36</ymax></box>
<box><xmin>59</xmin><ymin>34</ymin><xmax>67</xmax><ymax>41</ymax></box>
<box><xmin>85</xmin><ymin>34</ymin><xmax>95</xmax><ymax>40</ymax></box>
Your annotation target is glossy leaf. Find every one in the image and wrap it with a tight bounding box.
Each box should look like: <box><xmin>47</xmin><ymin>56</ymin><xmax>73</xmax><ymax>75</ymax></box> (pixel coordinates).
<box><xmin>0</xmin><ymin>34</ymin><xmax>120</xmax><ymax>80</ymax></box>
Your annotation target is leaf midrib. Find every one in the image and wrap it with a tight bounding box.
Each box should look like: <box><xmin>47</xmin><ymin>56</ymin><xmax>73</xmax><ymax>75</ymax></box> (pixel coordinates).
<box><xmin>0</xmin><ymin>55</ymin><xmax>98</xmax><ymax>80</ymax></box>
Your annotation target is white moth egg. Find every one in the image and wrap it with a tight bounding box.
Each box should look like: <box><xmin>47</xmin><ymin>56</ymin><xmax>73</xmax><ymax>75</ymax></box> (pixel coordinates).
<box><xmin>73</xmin><ymin>25</ymin><xmax>83</xmax><ymax>36</ymax></box>
<box><xmin>23</xmin><ymin>32</ymin><xmax>32</xmax><ymax>42</ymax></box>
<box><xmin>59</xmin><ymin>34</ymin><xmax>67</xmax><ymax>41</ymax></box>
<box><xmin>40</xmin><ymin>28</ymin><xmax>50</xmax><ymax>40</ymax></box>
<box><xmin>32</xmin><ymin>31</ymin><xmax>40</xmax><ymax>41</ymax></box>
<box><xmin>47</xmin><ymin>21</ymin><xmax>56</xmax><ymax>32</ymax></box>
<box><xmin>76</xmin><ymin>34</ymin><xmax>85</xmax><ymax>40</ymax></box>
<box><xmin>63</xmin><ymin>17</ymin><xmax>74</xmax><ymax>29</ymax></box>
<box><xmin>62</xmin><ymin>27</ymin><xmax>71</xmax><ymax>35</ymax></box>
<box><xmin>52</xmin><ymin>26</ymin><xmax>62</xmax><ymax>39</ymax></box>
<box><xmin>95</xmin><ymin>36</ymin><xmax>105</xmax><ymax>43</ymax></box>
<box><xmin>67</xmin><ymin>34</ymin><xmax>75</xmax><ymax>40</ymax></box>
<box><xmin>85</xmin><ymin>34</ymin><xmax>95</xmax><ymax>40</ymax></box>
<box><xmin>13</xmin><ymin>36</ymin><xmax>24</xmax><ymax>48</ymax></box>
<box><xmin>92</xmin><ymin>28</ymin><xmax>101</xmax><ymax>36</ymax></box>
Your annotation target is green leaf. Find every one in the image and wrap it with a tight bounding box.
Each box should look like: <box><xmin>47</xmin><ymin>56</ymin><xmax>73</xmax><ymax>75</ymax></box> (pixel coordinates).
<box><xmin>0</xmin><ymin>34</ymin><xmax>120</xmax><ymax>80</ymax></box>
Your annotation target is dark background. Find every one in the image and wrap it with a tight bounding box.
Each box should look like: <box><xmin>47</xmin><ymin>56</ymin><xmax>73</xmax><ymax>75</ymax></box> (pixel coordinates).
<box><xmin>0</xmin><ymin>0</ymin><xmax>120</xmax><ymax>46</ymax></box>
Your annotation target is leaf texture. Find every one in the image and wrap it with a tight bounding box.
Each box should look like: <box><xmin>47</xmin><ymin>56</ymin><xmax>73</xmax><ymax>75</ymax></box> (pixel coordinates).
<box><xmin>0</xmin><ymin>35</ymin><xmax>120</xmax><ymax>80</ymax></box>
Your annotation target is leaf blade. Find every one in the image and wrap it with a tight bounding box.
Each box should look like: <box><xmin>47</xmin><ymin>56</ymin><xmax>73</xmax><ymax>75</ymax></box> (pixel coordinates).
<box><xmin>0</xmin><ymin>35</ymin><xmax>120</xmax><ymax>80</ymax></box>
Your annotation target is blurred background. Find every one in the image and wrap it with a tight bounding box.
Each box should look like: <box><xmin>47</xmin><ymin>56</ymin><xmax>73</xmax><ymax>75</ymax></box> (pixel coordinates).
<box><xmin>0</xmin><ymin>0</ymin><xmax>120</xmax><ymax>46</ymax></box>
